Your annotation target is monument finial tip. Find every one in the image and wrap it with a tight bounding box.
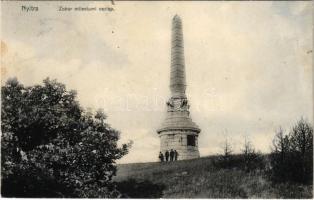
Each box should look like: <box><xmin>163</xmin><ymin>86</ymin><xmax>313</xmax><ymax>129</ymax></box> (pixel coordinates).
<box><xmin>173</xmin><ymin>14</ymin><xmax>181</xmax><ymax>20</ymax></box>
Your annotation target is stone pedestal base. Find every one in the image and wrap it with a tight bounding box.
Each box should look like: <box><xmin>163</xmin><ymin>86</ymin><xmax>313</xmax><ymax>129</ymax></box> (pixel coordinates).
<box><xmin>159</xmin><ymin>131</ymin><xmax>200</xmax><ymax>160</ymax></box>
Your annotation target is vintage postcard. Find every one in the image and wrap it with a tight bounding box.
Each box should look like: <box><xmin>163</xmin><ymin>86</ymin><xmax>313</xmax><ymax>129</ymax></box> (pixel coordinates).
<box><xmin>1</xmin><ymin>0</ymin><xmax>313</xmax><ymax>198</ymax></box>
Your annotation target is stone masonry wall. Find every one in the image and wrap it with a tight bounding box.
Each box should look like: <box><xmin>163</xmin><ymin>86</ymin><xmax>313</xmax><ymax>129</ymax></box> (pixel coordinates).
<box><xmin>160</xmin><ymin>130</ymin><xmax>200</xmax><ymax>160</ymax></box>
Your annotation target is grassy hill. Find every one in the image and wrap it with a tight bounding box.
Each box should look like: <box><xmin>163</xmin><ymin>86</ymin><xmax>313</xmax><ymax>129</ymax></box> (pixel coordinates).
<box><xmin>113</xmin><ymin>156</ymin><xmax>312</xmax><ymax>198</ymax></box>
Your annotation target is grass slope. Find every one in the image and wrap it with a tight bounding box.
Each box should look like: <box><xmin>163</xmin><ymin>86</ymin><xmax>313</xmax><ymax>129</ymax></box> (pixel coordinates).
<box><xmin>114</xmin><ymin>156</ymin><xmax>313</xmax><ymax>198</ymax></box>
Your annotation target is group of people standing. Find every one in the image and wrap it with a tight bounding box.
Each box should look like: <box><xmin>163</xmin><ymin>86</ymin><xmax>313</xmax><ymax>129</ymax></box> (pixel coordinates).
<box><xmin>159</xmin><ymin>149</ymin><xmax>178</xmax><ymax>162</ymax></box>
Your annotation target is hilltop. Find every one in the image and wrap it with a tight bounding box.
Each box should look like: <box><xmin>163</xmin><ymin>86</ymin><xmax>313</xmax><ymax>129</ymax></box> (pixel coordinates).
<box><xmin>113</xmin><ymin>156</ymin><xmax>312</xmax><ymax>198</ymax></box>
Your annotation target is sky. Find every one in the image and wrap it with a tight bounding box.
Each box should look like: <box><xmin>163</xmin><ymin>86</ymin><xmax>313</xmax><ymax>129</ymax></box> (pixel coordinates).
<box><xmin>1</xmin><ymin>1</ymin><xmax>313</xmax><ymax>163</ymax></box>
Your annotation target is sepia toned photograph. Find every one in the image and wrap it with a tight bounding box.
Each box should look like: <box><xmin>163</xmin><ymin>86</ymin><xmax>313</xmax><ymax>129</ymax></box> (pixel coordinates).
<box><xmin>1</xmin><ymin>0</ymin><xmax>313</xmax><ymax>198</ymax></box>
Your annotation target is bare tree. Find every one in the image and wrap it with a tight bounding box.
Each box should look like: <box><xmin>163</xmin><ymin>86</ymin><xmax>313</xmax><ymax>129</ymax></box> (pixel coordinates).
<box><xmin>272</xmin><ymin>127</ymin><xmax>289</xmax><ymax>155</ymax></box>
<box><xmin>217</xmin><ymin>137</ymin><xmax>233</xmax><ymax>169</ymax></box>
<box><xmin>223</xmin><ymin>137</ymin><xmax>233</xmax><ymax>158</ymax></box>
<box><xmin>242</xmin><ymin>136</ymin><xmax>255</xmax><ymax>156</ymax></box>
<box><xmin>241</xmin><ymin>136</ymin><xmax>264</xmax><ymax>172</ymax></box>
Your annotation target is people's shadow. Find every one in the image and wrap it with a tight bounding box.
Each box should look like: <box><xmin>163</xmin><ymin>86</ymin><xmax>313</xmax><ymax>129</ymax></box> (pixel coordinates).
<box><xmin>115</xmin><ymin>178</ymin><xmax>165</xmax><ymax>198</ymax></box>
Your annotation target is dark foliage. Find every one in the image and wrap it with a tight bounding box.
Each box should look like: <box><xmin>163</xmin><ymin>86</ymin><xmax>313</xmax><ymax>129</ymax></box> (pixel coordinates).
<box><xmin>115</xmin><ymin>178</ymin><xmax>165</xmax><ymax>198</ymax></box>
<box><xmin>213</xmin><ymin>138</ymin><xmax>265</xmax><ymax>172</ymax></box>
<box><xmin>1</xmin><ymin>77</ymin><xmax>131</xmax><ymax>197</ymax></box>
<box><xmin>269</xmin><ymin>118</ymin><xmax>313</xmax><ymax>184</ymax></box>
<box><xmin>242</xmin><ymin>153</ymin><xmax>265</xmax><ymax>172</ymax></box>
<box><xmin>213</xmin><ymin>153</ymin><xmax>265</xmax><ymax>172</ymax></box>
<box><xmin>241</xmin><ymin>138</ymin><xmax>266</xmax><ymax>172</ymax></box>
<box><xmin>213</xmin><ymin>138</ymin><xmax>236</xmax><ymax>169</ymax></box>
<box><xmin>1</xmin><ymin>162</ymin><xmax>74</xmax><ymax>197</ymax></box>
<box><xmin>115</xmin><ymin>156</ymin><xmax>312</xmax><ymax>198</ymax></box>
<box><xmin>213</xmin><ymin>154</ymin><xmax>238</xmax><ymax>169</ymax></box>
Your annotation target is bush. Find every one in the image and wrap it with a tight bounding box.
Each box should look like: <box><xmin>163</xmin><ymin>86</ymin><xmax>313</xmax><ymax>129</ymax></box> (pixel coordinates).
<box><xmin>1</xmin><ymin>78</ymin><xmax>131</xmax><ymax>197</ymax></box>
<box><xmin>213</xmin><ymin>137</ymin><xmax>265</xmax><ymax>172</ymax></box>
<box><xmin>115</xmin><ymin>178</ymin><xmax>165</xmax><ymax>198</ymax></box>
<box><xmin>241</xmin><ymin>138</ymin><xmax>265</xmax><ymax>172</ymax></box>
<box><xmin>213</xmin><ymin>154</ymin><xmax>241</xmax><ymax>169</ymax></box>
<box><xmin>213</xmin><ymin>138</ymin><xmax>237</xmax><ymax>169</ymax></box>
<box><xmin>269</xmin><ymin>118</ymin><xmax>313</xmax><ymax>184</ymax></box>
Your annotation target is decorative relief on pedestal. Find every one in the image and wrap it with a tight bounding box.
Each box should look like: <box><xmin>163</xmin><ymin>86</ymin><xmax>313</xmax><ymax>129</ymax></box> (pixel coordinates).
<box><xmin>166</xmin><ymin>98</ymin><xmax>190</xmax><ymax>112</ymax></box>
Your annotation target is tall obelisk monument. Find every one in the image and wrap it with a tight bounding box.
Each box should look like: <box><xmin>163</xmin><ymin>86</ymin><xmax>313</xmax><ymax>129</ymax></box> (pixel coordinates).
<box><xmin>157</xmin><ymin>15</ymin><xmax>201</xmax><ymax>160</ymax></box>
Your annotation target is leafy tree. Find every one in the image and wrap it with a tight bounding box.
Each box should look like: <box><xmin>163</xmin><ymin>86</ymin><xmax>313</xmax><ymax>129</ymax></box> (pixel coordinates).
<box><xmin>1</xmin><ymin>77</ymin><xmax>131</xmax><ymax>197</ymax></box>
<box><xmin>269</xmin><ymin>127</ymin><xmax>291</xmax><ymax>182</ymax></box>
<box><xmin>289</xmin><ymin>118</ymin><xmax>313</xmax><ymax>183</ymax></box>
<box><xmin>269</xmin><ymin>119</ymin><xmax>313</xmax><ymax>184</ymax></box>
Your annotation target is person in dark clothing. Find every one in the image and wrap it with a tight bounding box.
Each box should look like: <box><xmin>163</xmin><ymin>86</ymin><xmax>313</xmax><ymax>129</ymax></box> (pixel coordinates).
<box><xmin>165</xmin><ymin>150</ymin><xmax>169</xmax><ymax>162</ymax></box>
<box><xmin>170</xmin><ymin>149</ymin><xmax>174</xmax><ymax>161</ymax></box>
<box><xmin>159</xmin><ymin>152</ymin><xmax>164</xmax><ymax>162</ymax></box>
<box><xmin>174</xmin><ymin>150</ymin><xmax>178</xmax><ymax>161</ymax></box>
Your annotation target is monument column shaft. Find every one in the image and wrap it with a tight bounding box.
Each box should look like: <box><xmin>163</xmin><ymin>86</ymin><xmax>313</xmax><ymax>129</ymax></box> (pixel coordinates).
<box><xmin>157</xmin><ymin>15</ymin><xmax>200</xmax><ymax>160</ymax></box>
<box><xmin>170</xmin><ymin>15</ymin><xmax>186</xmax><ymax>98</ymax></box>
